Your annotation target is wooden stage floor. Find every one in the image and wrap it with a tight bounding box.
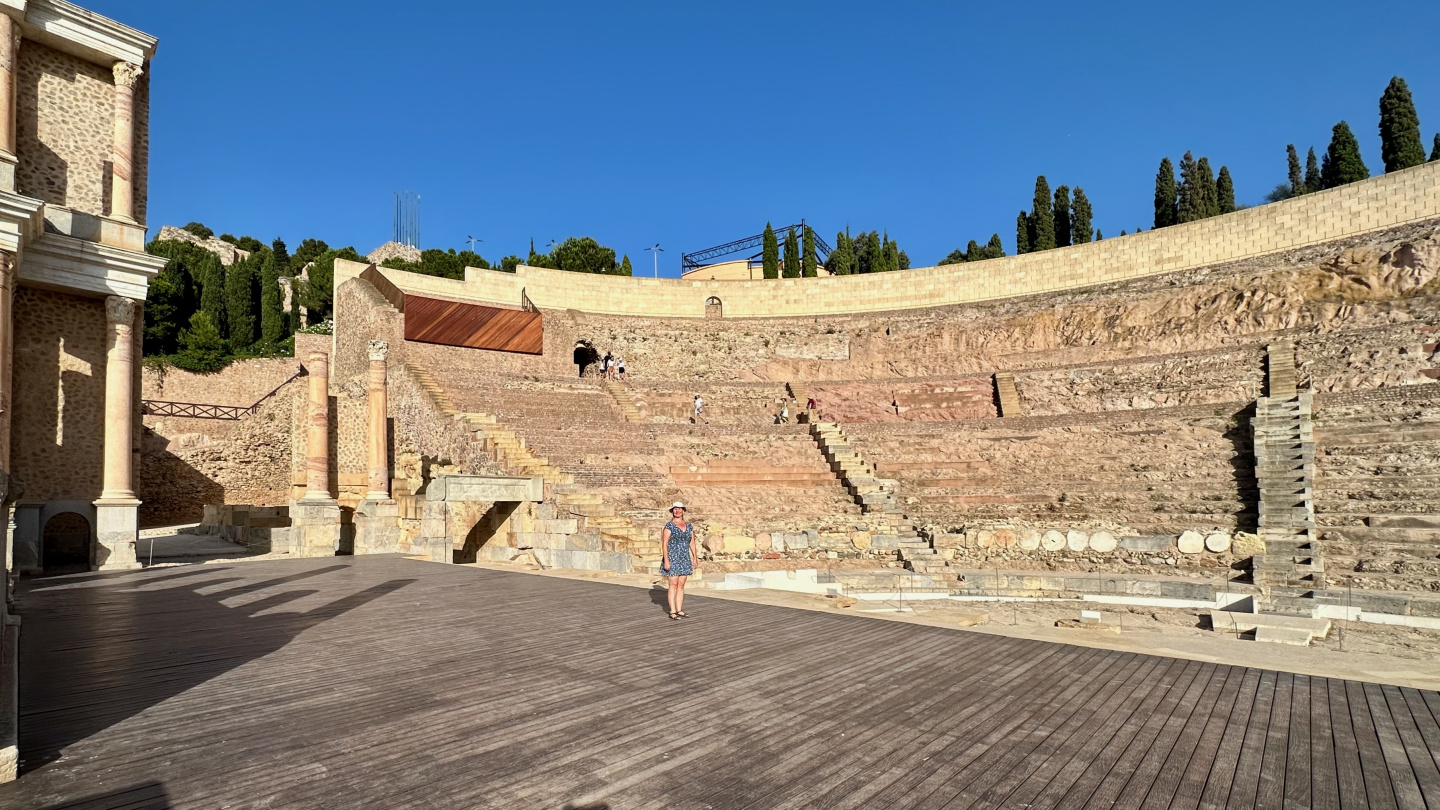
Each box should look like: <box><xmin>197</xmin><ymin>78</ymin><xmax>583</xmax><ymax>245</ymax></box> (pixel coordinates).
<box><xmin>2</xmin><ymin>556</ymin><xmax>1438</xmax><ymax>809</ymax></box>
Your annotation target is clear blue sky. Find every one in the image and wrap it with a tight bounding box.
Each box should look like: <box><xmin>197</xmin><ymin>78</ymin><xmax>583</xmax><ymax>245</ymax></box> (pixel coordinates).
<box><xmin>93</xmin><ymin>0</ymin><xmax>1439</xmax><ymax>276</ymax></box>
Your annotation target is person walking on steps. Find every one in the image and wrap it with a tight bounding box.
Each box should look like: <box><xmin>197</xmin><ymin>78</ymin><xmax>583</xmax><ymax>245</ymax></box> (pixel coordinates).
<box><xmin>661</xmin><ymin>502</ymin><xmax>698</xmax><ymax>620</ymax></box>
<box><xmin>693</xmin><ymin>394</ymin><xmax>705</xmax><ymax>424</ymax></box>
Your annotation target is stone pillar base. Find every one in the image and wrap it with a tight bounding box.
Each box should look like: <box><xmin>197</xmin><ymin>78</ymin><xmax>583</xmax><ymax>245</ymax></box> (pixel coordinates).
<box><xmin>92</xmin><ymin>499</ymin><xmax>140</xmax><ymax>570</ymax></box>
<box><xmin>1</xmin><ymin>611</ymin><xmax>19</xmax><ymax>784</ymax></box>
<box><xmin>418</xmin><ymin>500</ymin><xmax>452</xmax><ymax>564</ymax></box>
<box><xmin>290</xmin><ymin>499</ymin><xmax>341</xmax><ymax>558</ymax></box>
<box><xmin>9</xmin><ymin>503</ymin><xmax>38</xmax><ymax>575</ymax></box>
<box><xmin>354</xmin><ymin>499</ymin><xmax>400</xmax><ymax>555</ymax></box>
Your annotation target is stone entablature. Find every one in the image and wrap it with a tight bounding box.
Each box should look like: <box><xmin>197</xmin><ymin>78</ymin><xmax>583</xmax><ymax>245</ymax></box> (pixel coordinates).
<box><xmin>337</xmin><ymin>162</ymin><xmax>1440</xmax><ymax>320</ymax></box>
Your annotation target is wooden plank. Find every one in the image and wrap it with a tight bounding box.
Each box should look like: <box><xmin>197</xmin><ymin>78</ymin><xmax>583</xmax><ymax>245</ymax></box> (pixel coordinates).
<box><xmin>0</xmin><ymin>557</ymin><xmax>1437</xmax><ymax>810</ymax></box>
<box><xmin>1348</xmin><ymin>679</ymin><xmax>1401</xmax><ymax>810</ymax></box>
<box><xmin>402</xmin><ymin>294</ymin><xmax>543</xmax><ymax>354</ymax></box>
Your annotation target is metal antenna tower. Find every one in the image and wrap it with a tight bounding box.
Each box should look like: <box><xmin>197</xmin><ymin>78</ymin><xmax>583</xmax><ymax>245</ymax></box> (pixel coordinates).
<box><xmin>393</xmin><ymin>191</ymin><xmax>421</xmax><ymax>248</ymax></box>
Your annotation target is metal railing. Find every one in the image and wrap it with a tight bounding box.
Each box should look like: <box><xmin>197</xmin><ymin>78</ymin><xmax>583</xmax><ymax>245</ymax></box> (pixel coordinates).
<box><xmin>142</xmin><ymin>366</ymin><xmax>304</xmax><ymax>420</ymax></box>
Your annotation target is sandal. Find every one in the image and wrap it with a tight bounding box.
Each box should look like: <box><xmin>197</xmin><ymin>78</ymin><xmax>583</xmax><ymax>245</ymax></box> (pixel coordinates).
<box><xmin>677</xmin><ymin>612</ymin><xmax>688</xmax><ymax>618</ymax></box>
<box><xmin>669</xmin><ymin>612</ymin><xmax>680</xmax><ymax>620</ymax></box>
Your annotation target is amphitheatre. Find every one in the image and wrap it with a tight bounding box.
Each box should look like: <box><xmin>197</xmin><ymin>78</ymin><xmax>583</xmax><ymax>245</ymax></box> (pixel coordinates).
<box><xmin>3</xmin><ymin>2</ymin><xmax>1440</xmax><ymax>808</ymax></box>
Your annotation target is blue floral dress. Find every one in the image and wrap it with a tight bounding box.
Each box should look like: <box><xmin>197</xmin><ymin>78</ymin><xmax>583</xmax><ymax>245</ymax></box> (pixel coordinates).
<box><xmin>663</xmin><ymin>520</ymin><xmax>694</xmax><ymax>576</ymax></box>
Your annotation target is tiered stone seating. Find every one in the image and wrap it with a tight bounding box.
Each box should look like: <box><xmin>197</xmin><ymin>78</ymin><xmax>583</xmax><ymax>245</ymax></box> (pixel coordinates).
<box><xmin>805</xmin><ymin>377</ymin><xmax>996</xmax><ymax>422</ymax></box>
<box><xmin>846</xmin><ymin>407</ymin><xmax>1256</xmax><ymax>535</ymax></box>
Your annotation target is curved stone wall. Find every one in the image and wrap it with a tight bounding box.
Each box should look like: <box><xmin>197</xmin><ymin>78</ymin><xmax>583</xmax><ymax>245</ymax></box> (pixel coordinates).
<box><xmin>339</xmin><ymin>162</ymin><xmax>1440</xmax><ymax>319</ymax></box>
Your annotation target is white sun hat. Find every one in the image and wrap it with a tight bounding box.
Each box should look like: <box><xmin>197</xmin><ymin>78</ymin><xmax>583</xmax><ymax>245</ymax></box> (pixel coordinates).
<box><xmin>670</xmin><ymin>501</ymin><xmax>686</xmax><ymax>510</ymax></box>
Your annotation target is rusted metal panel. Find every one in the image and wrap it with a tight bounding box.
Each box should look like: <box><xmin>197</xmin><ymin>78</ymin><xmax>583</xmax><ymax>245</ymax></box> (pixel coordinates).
<box><xmin>403</xmin><ymin>294</ymin><xmax>543</xmax><ymax>354</ymax></box>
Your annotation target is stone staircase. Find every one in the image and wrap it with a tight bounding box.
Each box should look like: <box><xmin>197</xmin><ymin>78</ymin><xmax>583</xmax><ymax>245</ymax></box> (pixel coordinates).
<box><xmin>808</xmin><ymin>419</ymin><xmax>937</xmax><ymax>573</ymax></box>
<box><xmin>1251</xmin><ymin>341</ymin><xmax>1324</xmax><ymax>592</ymax></box>
<box><xmin>405</xmin><ymin>365</ymin><xmax>663</xmax><ymax>570</ymax></box>
<box><xmin>602</xmin><ymin>379</ymin><xmax>643</xmax><ymax>422</ymax></box>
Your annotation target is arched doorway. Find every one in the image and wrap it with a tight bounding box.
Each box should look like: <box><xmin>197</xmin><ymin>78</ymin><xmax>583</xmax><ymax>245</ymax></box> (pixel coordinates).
<box><xmin>705</xmin><ymin>297</ymin><xmax>723</xmax><ymax>319</ymax></box>
<box><xmin>42</xmin><ymin>512</ymin><xmax>91</xmax><ymax>573</ymax></box>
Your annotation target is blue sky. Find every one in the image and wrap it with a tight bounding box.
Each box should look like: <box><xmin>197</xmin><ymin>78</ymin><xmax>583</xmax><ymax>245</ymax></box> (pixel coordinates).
<box><xmin>94</xmin><ymin>0</ymin><xmax>1439</xmax><ymax>276</ymax></box>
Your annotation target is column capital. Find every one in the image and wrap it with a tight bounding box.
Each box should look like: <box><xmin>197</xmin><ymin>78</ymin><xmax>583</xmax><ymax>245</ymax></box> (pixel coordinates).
<box><xmin>104</xmin><ymin>294</ymin><xmax>136</xmax><ymax>326</ymax></box>
<box><xmin>112</xmin><ymin>61</ymin><xmax>143</xmax><ymax>88</ymax></box>
<box><xmin>367</xmin><ymin>340</ymin><xmax>389</xmax><ymax>362</ymax></box>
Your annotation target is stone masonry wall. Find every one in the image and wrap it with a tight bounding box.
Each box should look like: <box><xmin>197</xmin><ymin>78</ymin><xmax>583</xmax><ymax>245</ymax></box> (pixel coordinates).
<box><xmin>338</xmin><ymin>162</ymin><xmax>1440</xmax><ymax>319</ymax></box>
<box><xmin>142</xmin><ymin>357</ymin><xmax>301</xmax><ymax>407</ymax></box>
<box><xmin>15</xmin><ymin>40</ymin><xmax>113</xmax><ymax>216</ymax></box>
<box><xmin>10</xmin><ymin>288</ymin><xmax>108</xmax><ymax>501</ymax></box>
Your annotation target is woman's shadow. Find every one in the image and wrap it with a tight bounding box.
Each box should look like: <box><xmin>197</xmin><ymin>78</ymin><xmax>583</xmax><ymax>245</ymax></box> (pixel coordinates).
<box><xmin>647</xmin><ymin>583</ymin><xmax>672</xmax><ymax>614</ymax></box>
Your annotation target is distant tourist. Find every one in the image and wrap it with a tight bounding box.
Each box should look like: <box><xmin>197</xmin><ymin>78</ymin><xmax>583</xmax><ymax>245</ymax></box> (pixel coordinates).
<box><xmin>601</xmin><ymin>352</ymin><xmax>613</xmax><ymax>379</ymax></box>
<box><xmin>806</xmin><ymin>396</ymin><xmax>816</xmax><ymax>412</ymax></box>
<box><xmin>693</xmin><ymin>394</ymin><xmax>706</xmax><ymax>423</ymax></box>
<box><xmin>779</xmin><ymin>400</ymin><xmax>791</xmax><ymax>424</ymax></box>
<box><xmin>616</xmin><ymin>356</ymin><xmax>628</xmax><ymax>382</ymax></box>
<box><xmin>660</xmin><ymin>501</ymin><xmax>698</xmax><ymax>620</ymax></box>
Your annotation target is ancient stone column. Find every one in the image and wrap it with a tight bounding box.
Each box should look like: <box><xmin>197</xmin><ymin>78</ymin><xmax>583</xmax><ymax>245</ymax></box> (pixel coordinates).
<box><xmin>93</xmin><ymin>296</ymin><xmax>141</xmax><ymax>570</ymax></box>
<box><xmin>303</xmin><ymin>351</ymin><xmax>331</xmax><ymax>500</ymax></box>
<box><xmin>100</xmin><ymin>297</ymin><xmax>137</xmax><ymax>501</ymax></box>
<box><xmin>0</xmin><ymin>16</ymin><xmax>19</xmax><ymax>191</ymax></box>
<box><xmin>109</xmin><ymin>61</ymin><xmax>143</xmax><ymax>223</ymax></box>
<box><xmin>365</xmin><ymin>340</ymin><xmax>389</xmax><ymax>499</ymax></box>
<box><xmin>0</xmin><ymin>252</ymin><xmax>13</xmax><ymax>469</ymax></box>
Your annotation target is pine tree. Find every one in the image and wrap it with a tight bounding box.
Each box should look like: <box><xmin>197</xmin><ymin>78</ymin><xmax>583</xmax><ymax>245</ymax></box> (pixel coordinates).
<box><xmin>618</xmin><ymin>255</ymin><xmax>633</xmax><ymax>276</ymax></box>
<box><xmin>1378</xmin><ymin>76</ymin><xmax>1426</xmax><ymax>172</ymax></box>
<box><xmin>1015</xmin><ymin>211</ymin><xmax>1031</xmax><ymax>254</ymax></box>
<box><xmin>1216</xmin><ymin>166</ymin><xmax>1236</xmax><ymax>214</ymax></box>
<box><xmin>199</xmin><ymin>254</ymin><xmax>227</xmax><ymax>338</ymax></box>
<box><xmin>802</xmin><ymin>226</ymin><xmax>818</xmax><ymax>277</ymax></box>
<box><xmin>224</xmin><ymin>254</ymin><xmax>257</xmax><ymax>347</ymax></box>
<box><xmin>1071</xmin><ymin>187</ymin><xmax>1093</xmax><ymax>244</ymax></box>
<box><xmin>271</xmin><ymin>238</ymin><xmax>291</xmax><ymax>277</ymax></box>
<box><xmin>173</xmin><ymin>312</ymin><xmax>229</xmax><ymax>373</ymax></box>
<box><xmin>1432</xmin><ymin>134</ymin><xmax>1440</xmax><ymax>161</ymax></box>
<box><xmin>1177</xmin><ymin>151</ymin><xmax>1206</xmax><ymax>223</ymax></box>
<box><xmin>1322</xmin><ymin>121</ymin><xmax>1369</xmax><ymax>188</ymax></box>
<box><xmin>782</xmin><ymin>227</ymin><xmax>800</xmax><ymax>278</ymax></box>
<box><xmin>259</xmin><ymin>251</ymin><xmax>284</xmax><ymax>344</ymax></box>
<box><xmin>1053</xmin><ymin>185</ymin><xmax>1072</xmax><ymax>248</ymax></box>
<box><xmin>1030</xmin><ymin>176</ymin><xmax>1055</xmax><ymax>251</ymax></box>
<box><xmin>762</xmin><ymin>223</ymin><xmax>778</xmax><ymax>279</ymax></box>
<box><xmin>1154</xmin><ymin>158</ymin><xmax>1178</xmax><ymax>228</ymax></box>
<box><xmin>985</xmin><ymin>234</ymin><xmax>1004</xmax><ymax>258</ymax></box>
<box><xmin>829</xmin><ymin>231</ymin><xmax>854</xmax><ymax>275</ymax></box>
<box><xmin>1196</xmin><ymin>157</ymin><xmax>1220</xmax><ymax>218</ymax></box>
<box><xmin>1287</xmin><ymin>144</ymin><xmax>1303</xmax><ymax>195</ymax></box>
<box><xmin>965</xmin><ymin>240</ymin><xmax>981</xmax><ymax>261</ymax></box>
<box><xmin>1305</xmin><ymin>147</ymin><xmax>1322</xmax><ymax>193</ymax></box>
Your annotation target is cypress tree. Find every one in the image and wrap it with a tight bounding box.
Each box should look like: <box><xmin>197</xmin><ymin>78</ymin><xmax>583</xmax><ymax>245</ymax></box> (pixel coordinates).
<box><xmin>224</xmin><ymin>254</ymin><xmax>257</xmax><ymax>347</ymax></box>
<box><xmin>881</xmin><ymin>232</ymin><xmax>900</xmax><ymax>272</ymax></box>
<box><xmin>1015</xmin><ymin>211</ymin><xmax>1031</xmax><ymax>254</ymax></box>
<box><xmin>1153</xmin><ymin>158</ymin><xmax>1178</xmax><ymax>228</ymax></box>
<box><xmin>1287</xmin><ymin>145</ymin><xmax>1303</xmax><ymax>195</ymax></box>
<box><xmin>618</xmin><ymin>255</ymin><xmax>633</xmax><ymax>276</ymax></box>
<box><xmin>965</xmin><ymin>240</ymin><xmax>981</xmax><ymax>261</ymax></box>
<box><xmin>898</xmin><ymin>250</ymin><xmax>910</xmax><ymax>270</ymax></box>
<box><xmin>271</xmin><ymin>238</ymin><xmax>291</xmax><ymax>276</ymax></box>
<box><xmin>259</xmin><ymin>251</ymin><xmax>284</xmax><ymax>344</ymax></box>
<box><xmin>1304</xmin><ymin>147</ymin><xmax>1322</xmax><ymax>193</ymax></box>
<box><xmin>1095</xmin><ymin>229</ymin><xmax>1103</xmax><ymax>240</ymax></box>
<box><xmin>1217</xmin><ymin>166</ymin><xmax>1236</xmax><ymax>214</ymax></box>
<box><xmin>1197</xmin><ymin>157</ymin><xmax>1220</xmax><ymax>218</ymax></box>
<box><xmin>1071</xmin><ymin>187</ymin><xmax>1093</xmax><ymax>244</ymax></box>
<box><xmin>1053</xmin><ymin>185</ymin><xmax>1072</xmax><ymax>248</ymax></box>
<box><xmin>802</xmin><ymin>226</ymin><xmax>818</xmax><ymax>277</ymax></box>
<box><xmin>1177</xmin><ymin>151</ymin><xmax>1206</xmax><ymax>223</ymax></box>
<box><xmin>762</xmin><ymin>223</ymin><xmax>779</xmax><ymax>279</ymax></box>
<box><xmin>1432</xmin><ymin>133</ymin><xmax>1440</xmax><ymax>161</ymax></box>
<box><xmin>199</xmin><ymin>254</ymin><xmax>227</xmax><ymax>338</ymax></box>
<box><xmin>1322</xmin><ymin>121</ymin><xmax>1369</xmax><ymax>188</ymax></box>
<box><xmin>1030</xmin><ymin>176</ymin><xmax>1055</xmax><ymax>251</ymax></box>
<box><xmin>1378</xmin><ymin>76</ymin><xmax>1425</xmax><ymax>172</ymax></box>
<box><xmin>288</xmin><ymin>275</ymin><xmax>301</xmax><ymax>331</ymax></box>
<box><xmin>985</xmin><ymin>234</ymin><xmax>1005</xmax><ymax>258</ymax></box>
<box><xmin>829</xmin><ymin>231</ymin><xmax>854</xmax><ymax>275</ymax></box>
<box><xmin>782</xmin><ymin>227</ymin><xmax>800</xmax><ymax>278</ymax></box>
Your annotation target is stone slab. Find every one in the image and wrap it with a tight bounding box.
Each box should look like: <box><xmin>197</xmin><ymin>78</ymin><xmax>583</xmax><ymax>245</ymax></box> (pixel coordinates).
<box><xmin>427</xmin><ymin>475</ymin><xmax>544</xmax><ymax>503</ymax></box>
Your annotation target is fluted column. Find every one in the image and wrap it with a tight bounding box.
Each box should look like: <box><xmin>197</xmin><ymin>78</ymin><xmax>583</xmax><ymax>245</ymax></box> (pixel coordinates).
<box><xmin>366</xmin><ymin>340</ymin><xmax>389</xmax><ymax>499</ymax></box>
<box><xmin>109</xmin><ymin>61</ymin><xmax>142</xmax><ymax>223</ymax></box>
<box><xmin>303</xmin><ymin>351</ymin><xmax>331</xmax><ymax>499</ymax></box>
<box><xmin>99</xmin><ymin>297</ymin><xmax>137</xmax><ymax>501</ymax></box>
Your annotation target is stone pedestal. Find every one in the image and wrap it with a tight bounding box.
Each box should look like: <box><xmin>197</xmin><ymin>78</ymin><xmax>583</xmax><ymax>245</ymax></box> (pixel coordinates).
<box><xmin>354</xmin><ymin>498</ymin><xmax>400</xmax><ymax>555</ymax></box>
<box><xmin>92</xmin><ymin>499</ymin><xmax>140</xmax><ymax>570</ymax></box>
<box><xmin>418</xmin><ymin>500</ymin><xmax>452</xmax><ymax>563</ymax></box>
<box><xmin>289</xmin><ymin>499</ymin><xmax>340</xmax><ymax>559</ymax></box>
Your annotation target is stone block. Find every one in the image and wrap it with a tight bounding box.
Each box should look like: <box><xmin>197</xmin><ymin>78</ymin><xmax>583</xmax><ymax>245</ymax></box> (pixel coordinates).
<box><xmin>871</xmin><ymin>534</ymin><xmax>900</xmax><ymax>552</ymax></box>
<box><xmin>1177</xmin><ymin>530</ymin><xmax>1205</xmax><ymax>554</ymax></box>
<box><xmin>993</xmin><ymin>529</ymin><xmax>1016</xmax><ymax>548</ymax></box>
<box><xmin>1088</xmin><ymin>531</ymin><xmax>1117</xmax><ymax>553</ymax></box>
<box><xmin>804</xmin><ymin>529</ymin><xmax>819</xmax><ymax>546</ymax></box>
<box><xmin>1205</xmin><ymin>532</ymin><xmax>1232</xmax><ymax>553</ymax></box>
<box><xmin>291</xmin><ymin>499</ymin><xmax>342</xmax><ymax>559</ymax></box>
<box><xmin>787</xmin><ymin>532</ymin><xmax>811</xmax><ymax>550</ymax></box>
<box><xmin>754</xmin><ymin>533</ymin><xmax>772</xmax><ymax>552</ymax></box>
<box><xmin>1041</xmin><ymin>530</ymin><xmax>1066</xmax><ymax>552</ymax></box>
<box><xmin>1119</xmin><ymin>535</ymin><xmax>1173</xmax><ymax>552</ymax></box>
<box><xmin>536</xmin><ymin>502</ymin><xmax>556</xmax><ymax>521</ymax></box>
<box><xmin>93</xmin><ymin>501</ymin><xmax>141</xmax><ymax>570</ymax></box>
<box><xmin>1232</xmin><ymin>532</ymin><xmax>1265</xmax><ymax>557</ymax></box>
<box><xmin>1066</xmin><ymin>530</ymin><xmax>1088</xmax><ymax>552</ymax></box>
<box><xmin>976</xmin><ymin>529</ymin><xmax>994</xmax><ymax>548</ymax></box>
<box><xmin>1018</xmin><ymin>530</ymin><xmax>1041</xmax><ymax>551</ymax></box>
<box><xmin>1410</xmin><ymin>597</ymin><xmax>1440</xmax><ymax>618</ymax></box>
<box><xmin>1159</xmin><ymin>581</ymin><xmax>1214</xmax><ymax>601</ymax></box>
<box><xmin>850</xmin><ymin>531</ymin><xmax>871</xmax><ymax>550</ymax></box>
<box><xmin>724</xmin><ymin>535</ymin><xmax>756</xmax><ymax>554</ymax></box>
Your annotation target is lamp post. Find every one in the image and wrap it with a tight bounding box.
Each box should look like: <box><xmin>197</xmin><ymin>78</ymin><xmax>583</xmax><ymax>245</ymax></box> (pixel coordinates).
<box><xmin>466</xmin><ymin>235</ymin><xmax>482</xmax><ymax>253</ymax></box>
<box><xmin>646</xmin><ymin>243</ymin><xmax>664</xmax><ymax>278</ymax></box>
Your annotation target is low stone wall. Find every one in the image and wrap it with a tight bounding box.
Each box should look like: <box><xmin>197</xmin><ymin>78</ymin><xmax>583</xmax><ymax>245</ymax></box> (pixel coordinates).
<box><xmin>197</xmin><ymin>504</ymin><xmax>291</xmax><ymax>554</ymax></box>
<box><xmin>142</xmin><ymin>357</ymin><xmax>300</xmax><ymax>407</ymax></box>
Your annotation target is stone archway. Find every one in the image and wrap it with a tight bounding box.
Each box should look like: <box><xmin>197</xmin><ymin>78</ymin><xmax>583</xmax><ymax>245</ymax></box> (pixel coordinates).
<box><xmin>418</xmin><ymin>475</ymin><xmax>544</xmax><ymax>563</ymax></box>
<box><xmin>705</xmin><ymin>297</ymin><xmax>723</xmax><ymax>319</ymax></box>
<box><xmin>42</xmin><ymin>512</ymin><xmax>91</xmax><ymax>573</ymax></box>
